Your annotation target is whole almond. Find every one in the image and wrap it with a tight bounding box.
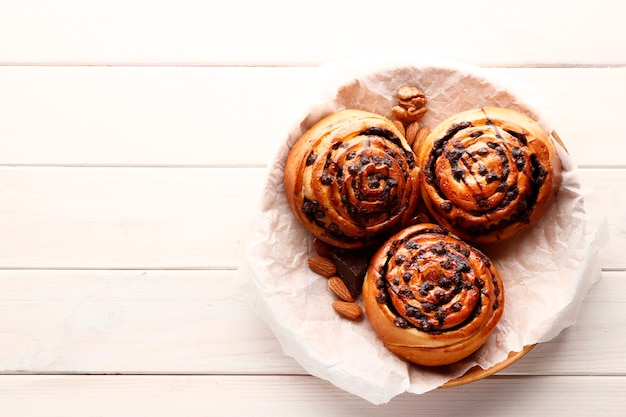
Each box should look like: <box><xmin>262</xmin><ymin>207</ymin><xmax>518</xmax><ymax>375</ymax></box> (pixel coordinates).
<box><xmin>411</xmin><ymin>126</ymin><xmax>431</xmax><ymax>154</ymax></box>
<box><xmin>404</xmin><ymin>121</ymin><xmax>420</xmax><ymax>147</ymax></box>
<box><xmin>332</xmin><ymin>301</ymin><xmax>363</xmax><ymax>321</ymax></box>
<box><xmin>328</xmin><ymin>276</ymin><xmax>354</xmax><ymax>302</ymax></box>
<box><xmin>307</xmin><ymin>256</ymin><xmax>337</xmax><ymax>278</ymax></box>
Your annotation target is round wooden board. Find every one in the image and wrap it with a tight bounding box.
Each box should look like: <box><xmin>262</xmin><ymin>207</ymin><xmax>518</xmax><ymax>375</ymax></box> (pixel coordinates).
<box><xmin>441</xmin><ymin>344</ymin><xmax>536</xmax><ymax>388</ymax></box>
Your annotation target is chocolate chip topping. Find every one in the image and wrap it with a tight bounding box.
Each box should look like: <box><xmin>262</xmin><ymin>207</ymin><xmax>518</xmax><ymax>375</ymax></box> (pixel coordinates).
<box><xmin>423</xmin><ymin>114</ymin><xmax>552</xmax><ymax>240</ymax></box>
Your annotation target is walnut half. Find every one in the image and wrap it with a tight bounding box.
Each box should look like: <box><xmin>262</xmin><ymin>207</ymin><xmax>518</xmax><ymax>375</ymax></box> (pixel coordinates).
<box><xmin>392</xmin><ymin>85</ymin><xmax>428</xmax><ymax>123</ymax></box>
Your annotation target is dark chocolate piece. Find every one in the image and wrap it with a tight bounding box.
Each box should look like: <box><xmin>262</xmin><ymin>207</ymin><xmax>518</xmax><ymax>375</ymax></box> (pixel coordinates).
<box><xmin>313</xmin><ymin>238</ymin><xmax>374</xmax><ymax>299</ymax></box>
<box><xmin>330</xmin><ymin>248</ymin><xmax>373</xmax><ymax>299</ymax></box>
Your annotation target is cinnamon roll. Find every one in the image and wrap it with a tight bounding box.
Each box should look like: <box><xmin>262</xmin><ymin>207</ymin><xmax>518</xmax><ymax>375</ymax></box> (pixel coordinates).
<box><xmin>363</xmin><ymin>224</ymin><xmax>504</xmax><ymax>367</ymax></box>
<box><xmin>284</xmin><ymin>109</ymin><xmax>420</xmax><ymax>249</ymax></box>
<box><xmin>416</xmin><ymin>107</ymin><xmax>562</xmax><ymax>243</ymax></box>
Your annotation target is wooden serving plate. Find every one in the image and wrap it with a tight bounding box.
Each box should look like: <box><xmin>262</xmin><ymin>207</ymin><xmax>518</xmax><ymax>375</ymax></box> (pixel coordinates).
<box><xmin>442</xmin><ymin>344</ymin><xmax>536</xmax><ymax>388</ymax></box>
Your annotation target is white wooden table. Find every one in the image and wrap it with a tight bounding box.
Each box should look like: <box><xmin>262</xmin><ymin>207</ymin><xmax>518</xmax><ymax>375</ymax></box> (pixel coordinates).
<box><xmin>0</xmin><ymin>0</ymin><xmax>625</xmax><ymax>414</ymax></box>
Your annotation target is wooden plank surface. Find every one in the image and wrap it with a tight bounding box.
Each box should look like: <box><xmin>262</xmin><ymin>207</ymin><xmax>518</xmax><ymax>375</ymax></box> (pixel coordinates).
<box><xmin>0</xmin><ymin>0</ymin><xmax>625</xmax><ymax>411</ymax></box>
<box><xmin>0</xmin><ymin>375</ymin><xmax>624</xmax><ymax>416</ymax></box>
<box><xmin>0</xmin><ymin>167</ymin><xmax>265</xmax><ymax>269</ymax></box>
<box><xmin>1</xmin><ymin>0</ymin><xmax>625</xmax><ymax>66</ymax></box>
<box><xmin>0</xmin><ymin>67</ymin><xmax>624</xmax><ymax>168</ymax></box>
<box><xmin>0</xmin><ymin>269</ymin><xmax>622</xmax><ymax>376</ymax></box>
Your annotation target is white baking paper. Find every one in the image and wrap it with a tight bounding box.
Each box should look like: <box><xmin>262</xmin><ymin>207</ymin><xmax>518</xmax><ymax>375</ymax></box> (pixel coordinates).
<box><xmin>236</xmin><ymin>58</ymin><xmax>609</xmax><ymax>404</ymax></box>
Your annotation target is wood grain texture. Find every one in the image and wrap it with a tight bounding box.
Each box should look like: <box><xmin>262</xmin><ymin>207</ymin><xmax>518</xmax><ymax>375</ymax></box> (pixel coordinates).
<box><xmin>1</xmin><ymin>0</ymin><xmax>625</xmax><ymax>66</ymax></box>
<box><xmin>0</xmin><ymin>1</ymin><xmax>624</xmax><ymax>409</ymax></box>
<box><xmin>0</xmin><ymin>167</ymin><xmax>265</xmax><ymax>269</ymax></box>
<box><xmin>0</xmin><ymin>375</ymin><xmax>624</xmax><ymax>415</ymax></box>
<box><xmin>0</xmin><ymin>67</ymin><xmax>624</xmax><ymax>167</ymax></box>
<box><xmin>0</xmin><ymin>269</ymin><xmax>622</xmax><ymax>375</ymax></box>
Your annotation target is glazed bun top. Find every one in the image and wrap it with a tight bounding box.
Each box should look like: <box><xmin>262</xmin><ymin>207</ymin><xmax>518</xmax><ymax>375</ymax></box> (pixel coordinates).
<box><xmin>362</xmin><ymin>223</ymin><xmax>504</xmax><ymax>366</ymax></box>
<box><xmin>284</xmin><ymin>109</ymin><xmax>421</xmax><ymax>249</ymax></box>
<box><xmin>416</xmin><ymin>106</ymin><xmax>562</xmax><ymax>243</ymax></box>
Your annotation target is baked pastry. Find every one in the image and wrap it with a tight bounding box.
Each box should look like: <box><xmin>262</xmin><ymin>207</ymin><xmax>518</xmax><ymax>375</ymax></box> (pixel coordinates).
<box><xmin>284</xmin><ymin>109</ymin><xmax>420</xmax><ymax>249</ymax></box>
<box><xmin>362</xmin><ymin>223</ymin><xmax>504</xmax><ymax>366</ymax></box>
<box><xmin>416</xmin><ymin>107</ymin><xmax>562</xmax><ymax>243</ymax></box>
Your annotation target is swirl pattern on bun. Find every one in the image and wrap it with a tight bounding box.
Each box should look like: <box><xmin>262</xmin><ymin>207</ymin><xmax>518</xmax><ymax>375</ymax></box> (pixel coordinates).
<box><xmin>416</xmin><ymin>107</ymin><xmax>562</xmax><ymax>243</ymax></box>
<box><xmin>362</xmin><ymin>223</ymin><xmax>504</xmax><ymax>366</ymax></box>
<box><xmin>284</xmin><ymin>109</ymin><xmax>420</xmax><ymax>248</ymax></box>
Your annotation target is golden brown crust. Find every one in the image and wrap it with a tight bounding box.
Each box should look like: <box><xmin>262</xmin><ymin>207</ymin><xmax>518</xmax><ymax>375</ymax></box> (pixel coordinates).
<box><xmin>416</xmin><ymin>107</ymin><xmax>562</xmax><ymax>243</ymax></box>
<box><xmin>362</xmin><ymin>223</ymin><xmax>504</xmax><ymax>366</ymax></box>
<box><xmin>284</xmin><ymin>109</ymin><xmax>420</xmax><ymax>248</ymax></box>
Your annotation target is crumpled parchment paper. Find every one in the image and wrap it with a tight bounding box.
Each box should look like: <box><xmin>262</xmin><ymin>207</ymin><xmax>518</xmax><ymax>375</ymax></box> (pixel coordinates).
<box><xmin>236</xmin><ymin>58</ymin><xmax>609</xmax><ymax>404</ymax></box>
